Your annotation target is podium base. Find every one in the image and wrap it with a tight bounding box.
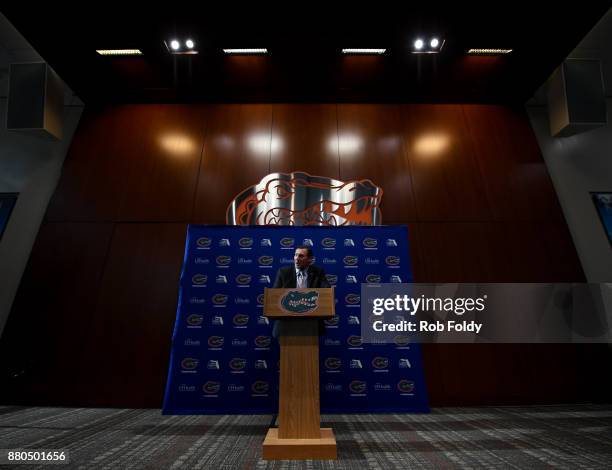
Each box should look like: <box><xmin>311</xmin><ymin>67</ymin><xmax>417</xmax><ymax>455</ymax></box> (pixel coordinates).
<box><xmin>262</xmin><ymin>428</ymin><xmax>337</xmax><ymax>460</ymax></box>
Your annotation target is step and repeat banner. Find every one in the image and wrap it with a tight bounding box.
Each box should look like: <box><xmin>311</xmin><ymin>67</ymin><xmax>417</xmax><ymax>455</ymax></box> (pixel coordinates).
<box><xmin>163</xmin><ymin>225</ymin><xmax>429</xmax><ymax>414</ymax></box>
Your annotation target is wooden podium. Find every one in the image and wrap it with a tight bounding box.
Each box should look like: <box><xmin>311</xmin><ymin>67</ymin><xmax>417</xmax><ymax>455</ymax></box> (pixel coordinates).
<box><xmin>262</xmin><ymin>287</ymin><xmax>337</xmax><ymax>460</ymax></box>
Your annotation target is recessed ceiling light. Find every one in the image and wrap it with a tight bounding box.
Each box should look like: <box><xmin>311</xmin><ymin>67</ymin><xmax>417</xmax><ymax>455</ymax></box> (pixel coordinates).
<box><xmin>185</xmin><ymin>39</ymin><xmax>194</xmax><ymax>49</ymax></box>
<box><xmin>414</xmin><ymin>39</ymin><xmax>424</xmax><ymax>50</ymax></box>
<box><xmin>96</xmin><ymin>49</ymin><xmax>143</xmax><ymax>56</ymax></box>
<box><xmin>430</xmin><ymin>38</ymin><xmax>439</xmax><ymax>48</ymax></box>
<box><xmin>412</xmin><ymin>37</ymin><xmax>445</xmax><ymax>54</ymax></box>
<box><xmin>223</xmin><ymin>48</ymin><xmax>268</xmax><ymax>54</ymax></box>
<box><xmin>468</xmin><ymin>48</ymin><xmax>512</xmax><ymax>55</ymax></box>
<box><xmin>341</xmin><ymin>48</ymin><xmax>386</xmax><ymax>55</ymax></box>
<box><xmin>170</xmin><ymin>40</ymin><xmax>180</xmax><ymax>50</ymax></box>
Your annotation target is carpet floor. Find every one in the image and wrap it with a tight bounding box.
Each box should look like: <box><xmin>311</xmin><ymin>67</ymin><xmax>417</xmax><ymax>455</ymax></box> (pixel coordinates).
<box><xmin>1</xmin><ymin>404</ymin><xmax>611</xmax><ymax>469</ymax></box>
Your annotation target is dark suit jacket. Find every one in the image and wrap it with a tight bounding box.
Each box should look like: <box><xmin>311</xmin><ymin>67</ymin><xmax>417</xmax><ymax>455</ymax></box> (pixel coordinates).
<box><xmin>272</xmin><ymin>264</ymin><xmax>331</xmax><ymax>338</ymax></box>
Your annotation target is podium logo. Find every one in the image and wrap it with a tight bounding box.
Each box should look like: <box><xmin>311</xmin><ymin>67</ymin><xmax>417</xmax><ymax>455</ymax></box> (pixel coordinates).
<box><xmin>239</xmin><ymin>237</ymin><xmax>253</xmax><ymax>248</ymax></box>
<box><xmin>192</xmin><ymin>274</ymin><xmax>207</xmax><ymax>285</ymax></box>
<box><xmin>207</xmin><ymin>336</ymin><xmax>225</xmax><ymax>348</ymax></box>
<box><xmin>347</xmin><ymin>335</ymin><xmax>363</xmax><ymax>347</ymax></box>
<box><xmin>321</xmin><ymin>237</ymin><xmax>336</xmax><ymax>248</ymax></box>
<box><xmin>251</xmin><ymin>380</ymin><xmax>270</xmax><ymax>394</ymax></box>
<box><xmin>385</xmin><ymin>256</ymin><xmax>400</xmax><ymax>266</ymax></box>
<box><xmin>181</xmin><ymin>358</ymin><xmax>198</xmax><ymax>370</ymax></box>
<box><xmin>363</xmin><ymin>237</ymin><xmax>378</xmax><ymax>248</ymax></box>
<box><xmin>349</xmin><ymin>380</ymin><xmax>367</xmax><ymax>394</ymax></box>
<box><xmin>229</xmin><ymin>358</ymin><xmax>247</xmax><ymax>371</ymax></box>
<box><xmin>235</xmin><ymin>274</ymin><xmax>252</xmax><ymax>285</ymax></box>
<box><xmin>196</xmin><ymin>237</ymin><xmax>212</xmax><ymax>248</ymax></box>
<box><xmin>397</xmin><ymin>380</ymin><xmax>415</xmax><ymax>393</ymax></box>
<box><xmin>258</xmin><ymin>255</ymin><xmax>274</xmax><ymax>266</ymax></box>
<box><xmin>394</xmin><ymin>335</ymin><xmax>411</xmax><ymax>347</ymax></box>
<box><xmin>254</xmin><ymin>336</ymin><xmax>272</xmax><ymax>348</ymax></box>
<box><xmin>372</xmin><ymin>357</ymin><xmax>389</xmax><ymax>369</ymax></box>
<box><xmin>212</xmin><ymin>294</ymin><xmax>228</xmax><ymax>305</ymax></box>
<box><xmin>324</xmin><ymin>357</ymin><xmax>342</xmax><ymax>370</ymax></box>
<box><xmin>280</xmin><ymin>237</ymin><xmax>295</xmax><ymax>248</ymax></box>
<box><xmin>366</xmin><ymin>274</ymin><xmax>381</xmax><ymax>283</ymax></box>
<box><xmin>281</xmin><ymin>290</ymin><xmax>320</xmax><ymax>314</ymax></box>
<box><xmin>324</xmin><ymin>316</ymin><xmax>339</xmax><ymax>326</ymax></box>
<box><xmin>257</xmin><ymin>293</ymin><xmax>265</xmax><ymax>305</ymax></box>
<box><xmin>216</xmin><ymin>255</ymin><xmax>232</xmax><ymax>266</ymax></box>
<box><xmin>345</xmin><ymin>294</ymin><xmax>360</xmax><ymax>305</ymax></box>
<box><xmin>343</xmin><ymin>255</ymin><xmax>358</xmax><ymax>266</ymax></box>
<box><xmin>232</xmin><ymin>314</ymin><xmax>249</xmax><ymax>327</ymax></box>
<box><xmin>202</xmin><ymin>381</ymin><xmax>221</xmax><ymax>394</ymax></box>
<box><xmin>186</xmin><ymin>314</ymin><xmax>203</xmax><ymax>326</ymax></box>
<box><xmin>325</xmin><ymin>274</ymin><xmax>338</xmax><ymax>285</ymax></box>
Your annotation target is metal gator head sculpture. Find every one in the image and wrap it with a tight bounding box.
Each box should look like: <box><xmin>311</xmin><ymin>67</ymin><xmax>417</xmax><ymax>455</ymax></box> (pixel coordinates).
<box><xmin>227</xmin><ymin>172</ymin><xmax>383</xmax><ymax>225</ymax></box>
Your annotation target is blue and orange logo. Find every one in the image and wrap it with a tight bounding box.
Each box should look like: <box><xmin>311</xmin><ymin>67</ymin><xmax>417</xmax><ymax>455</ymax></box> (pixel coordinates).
<box><xmin>251</xmin><ymin>381</ymin><xmax>270</xmax><ymax>394</ymax></box>
<box><xmin>325</xmin><ymin>274</ymin><xmax>338</xmax><ymax>285</ymax></box>
<box><xmin>363</xmin><ymin>237</ymin><xmax>378</xmax><ymax>248</ymax></box>
<box><xmin>385</xmin><ymin>256</ymin><xmax>400</xmax><ymax>266</ymax></box>
<box><xmin>324</xmin><ymin>316</ymin><xmax>339</xmax><ymax>326</ymax></box>
<box><xmin>181</xmin><ymin>358</ymin><xmax>198</xmax><ymax>370</ymax></box>
<box><xmin>324</xmin><ymin>357</ymin><xmax>342</xmax><ymax>370</ymax></box>
<box><xmin>349</xmin><ymin>380</ymin><xmax>367</xmax><ymax>394</ymax></box>
<box><xmin>345</xmin><ymin>293</ymin><xmax>360</xmax><ymax>305</ymax></box>
<box><xmin>394</xmin><ymin>335</ymin><xmax>410</xmax><ymax>347</ymax></box>
<box><xmin>196</xmin><ymin>237</ymin><xmax>212</xmax><ymax>248</ymax></box>
<box><xmin>212</xmin><ymin>294</ymin><xmax>228</xmax><ymax>305</ymax></box>
<box><xmin>372</xmin><ymin>357</ymin><xmax>389</xmax><ymax>369</ymax></box>
<box><xmin>343</xmin><ymin>255</ymin><xmax>358</xmax><ymax>266</ymax></box>
<box><xmin>216</xmin><ymin>255</ymin><xmax>232</xmax><ymax>266</ymax></box>
<box><xmin>280</xmin><ymin>237</ymin><xmax>295</xmax><ymax>248</ymax></box>
<box><xmin>397</xmin><ymin>380</ymin><xmax>415</xmax><ymax>393</ymax></box>
<box><xmin>347</xmin><ymin>335</ymin><xmax>363</xmax><ymax>347</ymax></box>
<box><xmin>207</xmin><ymin>336</ymin><xmax>224</xmax><ymax>348</ymax></box>
<box><xmin>280</xmin><ymin>290</ymin><xmax>320</xmax><ymax>314</ymax></box>
<box><xmin>202</xmin><ymin>381</ymin><xmax>221</xmax><ymax>394</ymax></box>
<box><xmin>254</xmin><ymin>336</ymin><xmax>272</xmax><ymax>348</ymax></box>
<box><xmin>235</xmin><ymin>274</ymin><xmax>252</xmax><ymax>285</ymax></box>
<box><xmin>258</xmin><ymin>255</ymin><xmax>274</xmax><ymax>266</ymax></box>
<box><xmin>192</xmin><ymin>274</ymin><xmax>207</xmax><ymax>285</ymax></box>
<box><xmin>233</xmin><ymin>314</ymin><xmax>249</xmax><ymax>326</ymax></box>
<box><xmin>229</xmin><ymin>358</ymin><xmax>247</xmax><ymax>371</ymax></box>
<box><xmin>366</xmin><ymin>274</ymin><xmax>381</xmax><ymax>283</ymax></box>
<box><xmin>239</xmin><ymin>237</ymin><xmax>253</xmax><ymax>248</ymax></box>
<box><xmin>187</xmin><ymin>314</ymin><xmax>203</xmax><ymax>326</ymax></box>
<box><xmin>321</xmin><ymin>237</ymin><xmax>336</xmax><ymax>248</ymax></box>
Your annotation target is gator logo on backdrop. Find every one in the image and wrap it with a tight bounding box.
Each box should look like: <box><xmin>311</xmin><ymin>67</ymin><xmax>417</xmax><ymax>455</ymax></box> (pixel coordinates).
<box><xmin>280</xmin><ymin>237</ymin><xmax>295</xmax><ymax>248</ymax></box>
<box><xmin>187</xmin><ymin>314</ymin><xmax>203</xmax><ymax>326</ymax></box>
<box><xmin>280</xmin><ymin>290</ymin><xmax>320</xmax><ymax>314</ymax></box>
<box><xmin>324</xmin><ymin>357</ymin><xmax>342</xmax><ymax>370</ymax></box>
<box><xmin>345</xmin><ymin>293</ymin><xmax>361</xmax><ymax>305</ymax></box>
<box><xmin>321</xmin><ymin>237</ymin><xmax>336</xmax><ymax>248</ymax></box>
<box><xmin>233</xmin><ymin>314</ymin><xmax>249</xmax><ymax>326</ymax></box>
<box><xmin>192</xmin><ymin>274</ymin><xmax>207</xmax><ymax>285</ymax></box>
<box><xmin>181</xmin><ymin>358</ymin><xmax>198</xmax><ymax>370</ymax></box>
<box><xmin>216</xmin><ymin>255</ymin><xmax>232</xmax><ymax>266</ymax></box>
<box><xmin>372</xmin><ymin>357</ymin><xmax>389</xmax><ymax>369</ymax></box>
<box><xmin>349</xmin><ymin>380</ymin><xmax>367</xmax><ymax>394</ymax></box>
<box><xmin>225</xmin><ymin>172</ymin><xmax>383</xmax><ymax>226</ymax></box>
<box><xmin>229</xmin><ymin>358</ymin><xmax>247</xmax><ymax>371</ymax></box>
<box><xmin>238</xmin><ymin>237</ymin><xmax>253</xmax><ymax>248</ymax></box>
<box><xmin>235</xmin><ymin>274</ymin><xmax>252</xmax><ymax>285</ymax></box>
<box><xmin>251</xmin><ymin>381</ymin><xmax>270</xmax><ymax>394</ymax></box>
<box><xmin>202</xmin><ymin>381</ymin><xmax>221</xmax><ymax>394</ymax></box>
<box><xmin>394</xmin><ymin>335</ymin><xmax>411</xmax><ymax>347</ymax></box>
<box><xmin>212</xmin><ymin>294</ymin><xmax>228</xmax><ymax>305</ymax></box>
<box><xmin>343</xmin><ymin>255</ymin><xmax>359</xmax><ymax>266</ymax></box>
<box><xmin>385</xmin><ymin>256</ymin><xmax>400</xmax><ymax>266</ymax></box>
<box><xmin>324</xmin><ymin>316</ymin><xmax>339</xmax><ymax>326</ymax></box>
<box><xmin>397</xmin><ymin>380</ymin><xmax>415</xmax><ymax>393</ymax></box>
<box><xmin>347</xmin><ymin>335</ymin><xmax>363</xmax><ymax>347</ymax></box>
<box><xmin>196</xmin><ymin>237</ymin><xmax>212</xmax><ymax>248</ymax></box>
<box><xmin>257</xmin><ymin>293</ymin><xmax>265</xmax><ymax>305</ymax></box>
<box><xmin>258</xmin><ymin>255</ymin><xmax>274</xmax><ymax>266</ymax></box>
<box><xmin>366</xmin><ymin>274</ymin><xmax>382</xmax><ymax>283</ymax></box>
<box><xmin>254</xmin><ymin>336</ymin><xmax>272</xmax><ymax>348</ymax></box>
<box><xmin>207</xmin><ymin>336</ymin><xmax>224</xmax><ymax>348</ymax></box>
<box><xmin>363</xmin><ymin>237</ymin><xmax>378</xmax><ymax>248</ymax></box>
<box><xmin>325</xmin><ymin>274</ymin><xmax>338</xmax><ymax>285</ymax></box>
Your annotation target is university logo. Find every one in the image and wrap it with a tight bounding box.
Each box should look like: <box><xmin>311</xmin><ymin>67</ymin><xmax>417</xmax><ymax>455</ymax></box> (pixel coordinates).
<box><xmin>346</xmin><ymin>275</ymin><xmax>358</xmax><ymax>284</ymax></box>
<box><xmin>219</xmin><ymin>238</ymin><xmax>231</xmax><ymax>247</ymax></box>
<box><xmin>386</xmin><ymin>239</ymin><xmax>398</xmax><ymax>247</ymax></box>
<box><xmin>207</xmin><ymin>336</ymin><xmax>224</xmax><ymax>348</ymax></box>
<box><xmin>324</xmin><ymin>316</ymin><xmax>339</xmax><ymax>326</ymax></box>
<box><xmin>207</xmin><ymin>360</ymin><xmax>220</xmax><ymax>370</ymax></box>
<box><xmin>350</xmin><ymin>359</ymin><xmax>363</xmax><ymax>369</ymax></box>
<box><xmin>321</xmin><ymin>237</ymin><xmax>336</xmax><ymax>248</ymax></box>
<box><xmin>349</xmin><ymin>380</ymin><xmax>367</xmax><ymax>394</ymax></box>
<box><xmin>366</xmin><ymin>274</ymin><xmax>382</xmax><ymax>283</ymax></box>
<box><xmin>344</xmin><ymin>238</ymin><xmax>355</xmax><ymax>247</ymax></box>
<box><xmin>363</xmin><ymin>237</ymin><xmax>378</xmax><ymax>248</ymax></box>
<box><xmin>397</xmin><ymin>380</ymin><xmax>415</xmax><ymax>393</ymax></box>
<box><xmin>390</xmin><ymin>275</ymin><xmax>402</xmax><ymax>283</ymax></box>
<box><xmin>216</xmin><ymin>255</ymin><xmax>232</xmax><ymax>266</ymax></box>
<box><xmin>324</xmin><ymin>357</ymin><xmax>342</xmax><ymax>370</ymax></box>
<box><xmin>257</xmin><ymin>293</ymin><xmax>265</xmax><ymax>305</ymax></box>
<box><xmin>348</xmin><ymin>315</ymin><xmax>360</xmax><ymax>325</ymax></box>
<box><xmin>181</xmin><ymin>358</ymin><xmax>198</xmax><ymax>370</ymax></box>
<box><xmin>280</xmin><ymin>290</ymin><xmax>320</xmax><ymax>314</ymax></box>
<box><xmin>226</xmin><ymin>172</ymin><xmax>383</xmax><ymax>226</ymax></box>
<box><xmin>347</xmin><ymin>335</ymin><xmax>363</xmax><ymax>347</ymax></box>
<box><xmin>385</xmin><ymin>256</ymin><xmax>400</xmax><ymax>266</ymax></box>
<box><xmin>325</xmin><ymin>274</ymin><xmax>338</xmax><ymax>285</ymax></box>
<box><xmin>196</xmin><ymin>237</ymin><xmax>212</xmax><ymax>248</ymax></box>
<box><xmin>394</xmin><ymin>335</ymin><xmax>411</xmax><ymax>347</ymax></box>
<box><xmin>258</xmin><ymin>255</ymin><xmax>274</xmax><ymax>266</ymax></box>
<box><xmin>259</xmin><ymin>275</ymin><xmax>271</xmax><ymax>284</ymax></box>
<box><xmin>231</xmin><ymin>339</ymin><xmax>247</xmax><ymax>347</ymax></box>
<box><xmin>186</xmin><ymin>314</ymin><xmax>203</xmax><ymax>326</ymax></box>
<box><xmin>254</xmin><ymin>360</ymin><xmax>268</xmax><ymax>370</ymax></box>
<box><xmin>192</xmin><ymin>274</ymin><xmax>207</xmax><ymax>285</ymax></box>
<box><xmin>232</xmin><ymin>314</ymin><xmax>249</xmax><ymax>327</ymax></box>
<box><xmin>260</xmin><ymin>239</ymin><xmax>272</xmax><ymax>247</ymax></box>
<box><xmin>235</xmin><ymin>274</ymin><xmax>252</xmax><ymax>285</ymax></box>
<box><xmin>399</xmin><ymin>358</ymin><xmax>412</xmax><ymax>368</ymax></box>
<box><xmin>251</xmin><ymin>381</ymin><xmax>270</xmax><ymax>394</ymax></box>
<box><xmin>302</xmin><ymin>238</ymin><xmax>314</xmax><ymax>247</ymax></box>
<box><xmin>254</xmin><ymin>336</ymin><xmax>272</xmax><ymax>348</ymax></box>
<box><xmin>372</xmin><ymin>357</ymin><xmax>389</xmax><ymax>369</ymax></box>
<box><xmin>343</xmin><ymin>255</ymin><xmax>359</xmax><ymax>266</ymax></box>
<box><xmin>212</xmin><ymin>294</ymin><xmax>228</xmax><ymax>305</ymax></box>
<box><xmin>257</xmin><ymin>316</ymin><xmax>269</xmax><ymax>326</ymax></box>
<box><xmin>212</xmin><ymin>316</ymin><xmax>224</xmax><ymax>326</ymax></box>
<box><xmin>229</xmin><ymin>358</ymin><xmax>247</xmax><ymax>371</ymax></box>
<box><xmin>280</xmin><ymin>237</ymin><xmax>295</xmax><ymax>248</ymax></box>
<box><xmin>345</xmin><ymin>293</ymin><xmax>361</xmax><ymax>305</ymax></box>
<box><xmin>325</xmin><ymin>383</ymin><xmax>343</xmax><ymax>392</ymax></box>
<box><xmin>216</xmin><ymin>275</ymin><xmax>228</xmax><ymax>284</ymax></box>
<box><xmin>239</xmin><ymin>237</ymin><xmax>253</xmax><ymax>248</ymax></box>
<box><xmin>202</xmin><ymin>381</ymin><xmax>221</xmax><ymax>394</ymax></box>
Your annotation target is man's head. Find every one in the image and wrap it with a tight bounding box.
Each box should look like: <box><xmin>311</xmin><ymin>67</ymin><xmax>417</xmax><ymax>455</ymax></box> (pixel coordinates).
<box><xmin>294</xmin><ymin>246</ymin><xmax>313</xmax><ymax>270</ymax></box>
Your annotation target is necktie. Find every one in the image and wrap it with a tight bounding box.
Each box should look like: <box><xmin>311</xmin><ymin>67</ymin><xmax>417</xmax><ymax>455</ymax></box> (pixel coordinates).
<box><xmin>297</xmin><ymin>270</ymin><xmax>306</xmax><ymax>288</ymax></box>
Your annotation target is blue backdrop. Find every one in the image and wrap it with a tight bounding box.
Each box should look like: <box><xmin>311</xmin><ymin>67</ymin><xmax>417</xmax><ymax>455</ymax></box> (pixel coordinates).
<box><xmin>163</xmin><ymin>225</ymin><xmax>429</xmax><ymax>414</ymax></box>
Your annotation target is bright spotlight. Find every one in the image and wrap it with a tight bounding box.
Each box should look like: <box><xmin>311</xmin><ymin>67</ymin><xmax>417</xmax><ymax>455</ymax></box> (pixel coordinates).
<box><xmin>185</xmin><ymin>39</ymin><xmax>194</xmax><ymax>49</ymax></box>
<box><xmin>414</xmin><ymin>39</ymin><xmax>424</xmax><ymax>50</ymax></box>
<box><xmin>430</xmin><ymin>38</ymin><xmax>439</xmax><ymax>48</ymax></box>
<box><xmin>170</xmin><ymin>40</ymin><xmax>180</xmax><ymax>50</ymax></box>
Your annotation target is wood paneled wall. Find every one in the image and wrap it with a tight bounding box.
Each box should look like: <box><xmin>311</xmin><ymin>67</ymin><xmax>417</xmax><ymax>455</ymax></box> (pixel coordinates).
<box><xmin>2</xmin><ymin>103</ymin><xmax>610</xmax><ymax>408</ymax></box>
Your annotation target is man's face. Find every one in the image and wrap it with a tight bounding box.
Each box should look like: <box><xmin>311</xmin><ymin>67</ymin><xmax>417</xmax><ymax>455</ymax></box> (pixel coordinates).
<box><xmin>294</xmin><ymin>248</ymin><xmax>312</xmax><ymax>270</ymax></box>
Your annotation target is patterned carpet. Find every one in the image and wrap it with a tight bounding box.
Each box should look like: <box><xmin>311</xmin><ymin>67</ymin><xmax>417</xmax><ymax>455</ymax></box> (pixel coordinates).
<box><xmin>1</xmin><ymin>405</ymin><xmax>611</xmax><ymax>469</ymax></box>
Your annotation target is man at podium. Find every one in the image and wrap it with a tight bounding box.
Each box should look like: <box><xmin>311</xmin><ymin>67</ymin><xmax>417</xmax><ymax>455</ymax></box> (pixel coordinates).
<box><xmin>272</xmin><ymin>246</ymin><xmax>330</xmax><ymax>338</ymax></box>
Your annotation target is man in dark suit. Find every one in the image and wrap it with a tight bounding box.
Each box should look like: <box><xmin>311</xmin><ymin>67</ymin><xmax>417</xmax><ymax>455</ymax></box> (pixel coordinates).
<box><xmin>272</xmin><ymin>246</ymin><xmax>331</xmax><ymax>338</ymax></box>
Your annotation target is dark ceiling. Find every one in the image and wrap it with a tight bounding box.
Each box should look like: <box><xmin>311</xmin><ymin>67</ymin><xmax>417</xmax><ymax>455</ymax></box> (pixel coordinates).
<box><xmin>3</xmin><ymin>6</ymin><xmax>610</xmax><ymax>104</ymax></box>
